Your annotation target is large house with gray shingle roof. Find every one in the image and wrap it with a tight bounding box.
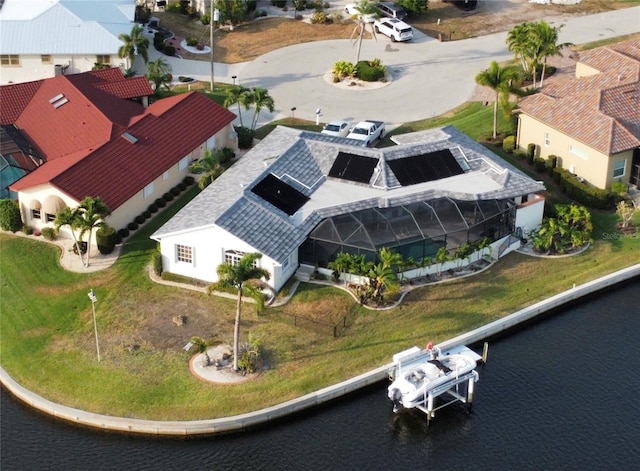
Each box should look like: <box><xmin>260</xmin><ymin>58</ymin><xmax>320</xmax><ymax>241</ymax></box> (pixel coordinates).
<box><xmin>0</xmin><ymin>0</ymin><xmax>135</xmax><ymax>85</ymax></box>
<box><xmin>516</xmin><ymin>39</ymin><xmax>640</xmax><ymax>191</ymax></box>
<box><xmin>152</xmin><ymin>125</ymin><xmax>545</xmax><ymax>292</ymax></box>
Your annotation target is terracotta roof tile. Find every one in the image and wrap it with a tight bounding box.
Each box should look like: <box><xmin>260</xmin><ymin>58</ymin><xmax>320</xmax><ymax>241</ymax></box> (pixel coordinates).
<box><xmin>0</xmin><ymin>79</ymin><xmax>44</xmax><ymax>124</ymax></box>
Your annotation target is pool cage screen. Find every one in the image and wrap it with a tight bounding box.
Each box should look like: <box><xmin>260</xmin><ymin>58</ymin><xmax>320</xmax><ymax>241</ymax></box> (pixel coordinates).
<box><xmin>299</xmin><ymin>197</ymin><xmax>515</xmax><ymax>267</ymax></box>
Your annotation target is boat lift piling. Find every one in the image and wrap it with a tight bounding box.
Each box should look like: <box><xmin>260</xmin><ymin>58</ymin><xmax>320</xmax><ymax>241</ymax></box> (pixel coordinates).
<box><xmin>417</xmin><ymin>370</ymin><xmax>479</xmax><ymax>425</ymax></box>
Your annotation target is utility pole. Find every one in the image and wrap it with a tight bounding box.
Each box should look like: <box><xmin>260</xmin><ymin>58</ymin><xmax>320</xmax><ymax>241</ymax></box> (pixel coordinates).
<box><xmin>88</xmin><ymin>289</ymin><xmax>101</xmax><ymax>362</ymax></box>
<box><xmin>210</xmin><ymin>0</ymin><xmax>214</xmax><ymax>92</ymax></box>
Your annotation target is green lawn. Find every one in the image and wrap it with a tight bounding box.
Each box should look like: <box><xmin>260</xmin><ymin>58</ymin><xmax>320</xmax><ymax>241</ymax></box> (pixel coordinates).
<box><xmin>2</xmin><ymin>107</ymin><xmax>639</xmax><ymax>421</ymax></box>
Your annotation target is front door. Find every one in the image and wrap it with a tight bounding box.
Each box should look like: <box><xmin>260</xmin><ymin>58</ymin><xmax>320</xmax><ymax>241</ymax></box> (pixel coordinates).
<box><xmin>631</xmin><ymin>148</ymin><xmax>640</xmax><ymax>188</ymax></box>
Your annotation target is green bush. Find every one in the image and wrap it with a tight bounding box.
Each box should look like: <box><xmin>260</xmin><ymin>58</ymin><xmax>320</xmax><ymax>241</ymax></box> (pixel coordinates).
<box><xmin>611</xmin><ymin>181</ymin><xmax>628</xmax><ymax>196</ymax></box>
<box><xmin>148</xmin><ymin>203</ymin><xmax>159</xmax><ymax>214</ymax></box>
<box><xmin>332</xmin><ymin>60</ymin><xmax>355</xmax><ymax>79</ymax></box>
<box><xmin>200</xmin><ymin>13</ymin><xmax>210</xmax><ymax>25</ymax></box>
<box><xmin>118</xmin><ymin>228</ymin><xmax>130</xmax><ymax>239</ymax></box>
<box><xmin>0</xmin><ymin>199</ymin><xmax>23</xmax><ymax>232</ymax></box>
<box><xmin>22</xmin><ymin>225</ymin><xmax>34</xmax><ymax>235</ymax></box>
<box><xmin>143</xmin><ymin>210</ymin><xmax>152</xmax><ymax>219</ymax></box>
<box><xmin>170</xmin><ymin>187</ymin><xmax>180</xmax><ymax>196</ymax></box>
<box><xmin>186</xmin><ymin>37</ymin><xmax>198</xmax><ymax>47</ymax></box>
<box><xmin>502</xmin><ymin>135</ymin><xmax>516</xmax><ymax>153</ymax></box>
<box><xmin>155</xmin><ymin>197</ymin><xmax>167</xmax><ymax>208</ymax></box>
<box><xmin>272</xmin><ymin>0</ymin><xmax>287</xmax><ymax>7</ymax></box>
<box><xmin>128</xmin><ymin>221</ymin><xmax>139</xmax><ymax>231</ymax></box>
<box><xmin>164</xmin><ymin>45</ymin><xmax>176</xmax><ymax>56</ymax></box>
<box><xmin>355</xmin><ymin>59</ymin><xmax>386</xmax><ymax>82</ymax></box>
<box><xmin>41</xmin><ymin>227</ymin><xmax>57</xmax><ymax>241</ymax></box>
<box><xmin>183</xmin><ymin>175</ymin><xmax>195</xmax><ymax>186</ymax></box>
<box><xmin>166</xmin><ymin>2</ymin><xmax>181</xmax><ymax>13</ymax></box>
<box><xmin>546</xmin><ymin>155</ymin><xmax>558</xmax><ymax>175</ymax></box>
<box><xmin>134</xmin><ymin>215</ymin><xmax>145</xmax><ymax>225</ymax></box>
<box><xmin>217</xmin><ymin>147</ymin><xmax>236</xmax><ymax>165</ymax></box>
<box><xmin>235</xmin><ymin>126</ymin><xmax>255</xmax><ymax>149</ymax></box>
<box><xmin>162</xmin><ymin>192</ymin><xmax>174</xmax><ymax>202</ymax></box>
<box><xmin>397</xmin><ymin>0</ymin><xmax>428</xmax><ymax>17</ymax></box>
<box><xmin>153</xmin><ymin>247</ymin><xmax>163</xmax><ymax>276</ymax></box>
<box><xmin>555</xmin><ymin>168</ymin><xmax>611</xmax><ymax>209</ymax></box>
<box><xmin>310</xmin><ymin>11</ymin><xmax>327</xmax><ymax>24</ymax></box>
<box><xmin>513</xmin><ymin>149</ymin><xmax>527</xmax><ymax>161</ymax></box>
<box><xmin>527</xmin><ymin>143</ymin><xmax>537</xmax><ymax>164</ymax></box>
<box><xmin>96</xmin><ymin>225</ymin><xmax>117</xmax><ymax>255</ymax></box>
<box><xmin>534</xmin><ymin>157</ymin><xmax>546</xmax><ymax>173</ymax></box>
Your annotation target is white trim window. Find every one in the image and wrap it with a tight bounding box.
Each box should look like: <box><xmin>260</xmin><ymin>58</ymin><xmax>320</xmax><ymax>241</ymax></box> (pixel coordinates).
<box><xmin>1</xmin><ymin>55</ymin><xmax>20</xmax><ymax>66</ymax></box>
<box><xmin>225</xmin><ymin>249</ymin><xmax>245</xmax><ymax>266</ymax></box>
<box><xmin>282</xmin><ymin>255</ymin><xmax>290</xmax><ymax>269</ymax></box>
<box><xmin>143</xmin><ymin>182</ymin><xmax>154</xmax><ymax>198</ymax></box>
<box><xmin>569</xmin><ymin>144</ymin><xmax>588</xmax><ymax>160</ymax></box>
<box><xmin>613</xmin><ymin>159</ymin><xmax>626</xmax><ymax>178</ymax></box>
<box><xmin>41</xmin><ymin>55</ymin><xmax>52</xmax><ymax>64</ymax></box>
<box><xmin>544</xmin><ymin>132</ymin><xmax>551</xmax><ymax>147</ymax></box>
<box><xmin>179</xmin><ymin>156</ymin><xmax>190</xmax><ymax>171</ymax></box>
<box><xmin>176</xmin><ymin>244</ymin><xmax>193</xmax><ymax>264</ymax></box>
<box><xmin>96</xmin><ymin>55</ymin><xmax>111</xmax><ymax>65</ymax></box>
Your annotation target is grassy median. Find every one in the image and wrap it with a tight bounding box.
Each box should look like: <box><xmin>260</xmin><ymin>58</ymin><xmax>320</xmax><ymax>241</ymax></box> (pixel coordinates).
<box><xmin>1</xmin><ymin>109</ymin><xmax>639</xmax><ymax>420</ymax></box>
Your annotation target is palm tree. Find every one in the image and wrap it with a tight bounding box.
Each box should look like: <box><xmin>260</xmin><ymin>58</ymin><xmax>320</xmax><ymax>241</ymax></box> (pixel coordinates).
<box><xmin>435</xmin><ymin>246</ymin><xmax>450</xmax><ymax>277</ymax></box>
<box><xmin>534</xmin><ymin>21</ymin><xmax>572</xmax><ymax>88</ymax></box>
<box><xmin>223</xmin><ymin>85</ymin><xmax>250</xmax><ymax>128</ymax></box>
<box><xmin>146</xmin><ymin>58</ymin><xmax>172</xmax><ymax>92</ymax></box>
<box><xmin>74</xmin><ymin>196</ymin><xmax>111</xmax><ymax>267</ymax></box>
<box><xmin>349</xmin><ymin>0</ymin><xmax>378</xmax><ymax>64</ymax></box>
<box><xmin>211</xmin><ymin>253</ymin><xmax>270</xmax><ymax>372</ymax></box>
<box><xmin>328</xmin><ymin>251</ymin><xmax>353</xmax><ymax>285</ymax></box>
<box><xmin>190</xmin><ymin>336</ymin><xmax>220</xmax><ymax>366</ymax></box>
<box><xmin>368</xmin><ymin>262</ymin><xmax>398</xmax><ymax>300</ymax></box>
<box><xmin>506</xmin><ymin>23</ymin><xmax>532</xmax><ymax>74</ymax></box>
<box><xmin>54</xmin><ymin>207</ymin><xmax>83</xmax><ymax>265</ymax></box>
<box><xmin>118</xmin><ymin>25</ymin><xmax>149</xmax><ymax>69</ymax></box>
<box><xmin>475</xmin><ymin>61</ymin><xmax>523</xmax><ymax>139</ymax></box>
<box><xmin>189</xmin><ymin>148</ymin><xmax>224</xmax><ymax>189</ymax></box>
<box><xmin>249</xmin><ymin>88</ymin><xmax>275</xmax><ymax>130</ymax></box>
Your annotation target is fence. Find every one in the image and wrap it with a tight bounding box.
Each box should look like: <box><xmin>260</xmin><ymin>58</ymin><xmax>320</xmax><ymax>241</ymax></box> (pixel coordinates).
<box><xmin>282</xmin><ymin>305</ymin><xmax>359</xmax><ymax>337</ymax></box>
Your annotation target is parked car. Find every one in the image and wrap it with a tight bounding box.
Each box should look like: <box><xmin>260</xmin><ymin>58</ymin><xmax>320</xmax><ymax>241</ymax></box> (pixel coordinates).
<box><xmin>344</xmin><ymin>3</ymin><xmax>377</xmax><ymax>23</ymax></box>
<box><xmin>374</xmin><ymin>18</ymin><xmax>413</xmax><ymax>42</ymax></box>
<box><xmin>321</xmin><ymin>120</ymin><xmax>351</xmax><ymax>138</ymax></box>
<box><xmin>375</xmin><ymin>2</ymin><xmax>407</xmax><ymax>21</ymax></box>
<box><xmin>346</xmin><ymin>120</ymin><xmax>385</xmax><ymax>146</ymax></box>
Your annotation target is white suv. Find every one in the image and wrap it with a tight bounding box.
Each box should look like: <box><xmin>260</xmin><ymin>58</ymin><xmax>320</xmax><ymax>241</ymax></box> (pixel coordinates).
<box><xmin>373</xmin><ymin>18</ymin><xmax>413</xmax><ymax>42</ymax></box>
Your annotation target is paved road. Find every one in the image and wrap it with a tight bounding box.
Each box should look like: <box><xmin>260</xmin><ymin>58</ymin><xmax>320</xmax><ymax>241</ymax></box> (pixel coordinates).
<box><xmin>138</xmin><ymin>6</ymin><xmax>639</xmax><ymax>127</ymax></box>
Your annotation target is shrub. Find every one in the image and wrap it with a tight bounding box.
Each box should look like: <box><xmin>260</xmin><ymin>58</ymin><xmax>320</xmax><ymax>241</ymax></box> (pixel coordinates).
<box><xmin>187</xmin><ymin>6</ymin><xmax>199</xmax><ymax>18</ymax></box>
<box><xmin>272</xmin><ymin>0</ymin><xmax>287</xmax><ymax>7</ymax></box>
<box><xmin>72</xmin><ymin>240</ymin><xmax>88</xmax><ymax>255</ymax></box>
<box><xmin>310</xmin><ymin>11</ymin><xmax>327</xmax><ymax>24</ymax></box>
<box><xmin>534</xmin><ymin>157</ymin><xmax>546</xmax><ymax>173</ymax></box>
<box><xmin>152</xmin><ymin>247</ymin><xmax>163</xmax><ymax>277</ymax></box>
<box><xmin>201</xmin><ymin>13</ymin><xmax>210</xmax><ymax>25</ymax></box>
<box><xmin>134</xmin><ymin>215</ymin><xmax>145</xmax><ymax>225</ymax></box>
<box><xmin>502</xmin><ymin>135</ymin><xmax>516</xmax><ymax>153</ymax></box>
<box><xmin>235</xmin><ymin>126</ymin><xmax>255</xmax><ymax>149</ymax></box>
<box><xmin>218</xmin><ymin>147</ymin><xmax>236</xmax><ymax>165</ymax></box>
<box><xmin>166</xmin><ymin>2</ymin><xmax>181</xmax><ymax>13</ymax></box>
<box><xmin>513</xmin><ymin>149</ymin><xmax>527</xmax><ymax>161</ymax></box>
<box><xmin>183</xmin><ymin>175</ymin><xmax>195</xmax><ymax>186</ymax></box>
<box><xmin>96</xmin><ymin>225</ymin><xmax>117</xmax><ymax>255</ymax></box>
<box><xmin>170</xmin><ymin>186</ymin><xmax>181</xmax><ymax>196</ymax></box>
<box><xmin>546</xmin><ymin>155</ymin><xmax>558</xmax><ymax>175</ymax></box>
<box><xmin>118</xmin><ymin>228</ymin><xmax>130</xmax><ymax>239</ymax></box>
<box><xmin>143</xmin><ymin>210</ymin><xmax>152</xmax><ymax>219</ymax></box>
<box><xmin>164</xmin><ymin>45</ymin><xmax>176</xmax><ymax>56</ymax></box>
<box><xmin>41</xmin><ymin>227</ymin><xmax>57</xmax><ymax>241</ymax></box>
<box><xmin>332</xmin><ymin>60</ymin><xmax>355</xmax><ymax>79</ymax></box>
<box><xmin>527</xmin><ymin>143</ymin><xmax>537</xmax><ymax>162</ymax></box>
<box><xmin>397</xmin><ymin>0</ymin><xmax>428</xmax><ymax>17</ymax></box>
<box><xmin>186</xmin><ymin>37</ymin><xmax>198</xmax><ymax>47</ymax></box>
<box><xmin>148</xmin><ymin>203</ymin><xmax>159</xmax><ymax>213</ymax></box>
<box><xmin>554</xmin><ymin>168</ymin><xmax>611</xmax><ymax>209</ymax></box>
<box><xmin>247</xmin><ymin>0</ymin><xmax>257</xmax><ymax>12</ymax></box>
<box><xmin>178</xmin><ymin>182</ymin><xmax>187</xmax><ymax>191</ymax></box>
<box><xmin>128</xmin><ymin>221</ymin><xmax>139</xmax><ymax>231</ymax></box>
<box><xmin>162</xmin><ymin>192</ymin><xmax>174</xmax><ymax>202</ymax></box>
<box><xmin>0</xmin><ymin>199</ymin><xmax>23</xmax><ymax>232</ymax></box>
<box><xmin>155</xmin><ymin>197</ymin><xmax>167</xmax><ymax>208</ymax></box>
<box><xmin>115</xmin><ymin>233</ymin><xmax>122</xmax><ymax>245</ymax></box>
<box><xmin>611</xmin><ymin>181</ymin><xmax>628</xmax><ymax>196</ymax></box>
<box><xmin>22</xmin><ymin>225</ymin><xmax>34</xmax><ymax>235</ymax></box>
<box><xmin>355</xmin><ymin>60</ymin><xmax>385</xmax><ymax>82</ymax></box>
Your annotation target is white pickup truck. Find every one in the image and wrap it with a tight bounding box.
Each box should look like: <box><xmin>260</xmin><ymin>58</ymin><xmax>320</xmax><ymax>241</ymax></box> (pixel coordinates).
<box><xmin>346</xmin><ymin>120</ymin><xmax>385</xmax><ymax>146</ymax></box>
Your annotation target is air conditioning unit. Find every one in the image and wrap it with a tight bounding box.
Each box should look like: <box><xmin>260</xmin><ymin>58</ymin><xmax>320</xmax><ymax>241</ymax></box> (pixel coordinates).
<box><xmin>54</xmin><ymin>64</ymin><xmax>64</xmax><ymax>76</ymax></box>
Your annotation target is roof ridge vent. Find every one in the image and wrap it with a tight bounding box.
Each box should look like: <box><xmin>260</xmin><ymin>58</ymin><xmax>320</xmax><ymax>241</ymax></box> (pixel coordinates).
<box><xmin>121</xmin><ymin>132</ymin><xmax>138</xmax><ymax>144</ymax></box>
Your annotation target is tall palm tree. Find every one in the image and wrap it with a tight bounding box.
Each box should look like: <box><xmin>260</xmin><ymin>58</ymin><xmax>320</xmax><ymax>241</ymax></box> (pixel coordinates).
<box><xmin>211</xmin><ymin>253</ymin><xmax>270</xmax><ymax>372</ymax></box>
<box><xmin>189</xmin><ymin>148</ymin><xmax>224</xmax><ymax>189</ymax></box>
<box><xmin>349</xmin><ymin>0</ymin><xmax>378</xmax><ymax>64</ymax></box>
<box><xmin>534</xmin><ymin>21</ymin><xmax>572</xmax><ymax>88</ymax></box>
<box><xmin>74</xmin><ymin>196</ymin><xmax>111</xmax><ymax>267</ymax></box>
<box><xmin>506</xmin><ymin>22</ymin><xmax>532</xmax><ymax>74</ymax></box>
<box><xmin>223</xmin><ymin>85</ymin><xmax>250</xmax><ymax>128</ymax></box>
<box><xmin>475</xmin><ymin>61</ymin><xmax>523</xmax><ymax>139</ymax></box>
<box><xmin>249</xmin><ymin>88</ymin><xmax>275</xmax><ymax>130</ymax></box>
<box><xmin>368</xmin><ymin>262</ymin><xmax>398</xmax><ymax>300</ymax></box>
<box><xmin>146</xmin><ymin>58</ymin><xmax>172</xmax><ymax>92</ymax></box>
<box><xmin>118</xmin><ymin>25</ymin><xmax>149</xmax><ymax>69</ymax></box>
<box><xmin>54</xmin><ymin>207</ymin><xmax>84</xmax><ymax>265</ymax></box>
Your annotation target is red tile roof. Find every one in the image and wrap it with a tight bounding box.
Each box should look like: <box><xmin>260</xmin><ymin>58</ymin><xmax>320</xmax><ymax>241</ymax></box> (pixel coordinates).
<box><xmin>0</xmin><ymin>79</ymin><xmax>44</xmax><ymax>125</ymax></box>
<box><xmin>518</xmin><ymin>40</ymin><xmax>640</xmax><ymax>155</ymax></box>
<box><xmin>15</xmin><ymin>92</ymin><xmax>236</xmax><ymax>210</ymax></box>
<box><xmin>578</xmin><ymin>39</ymin><xmax>640</xmax><ymax>74</ymax></box>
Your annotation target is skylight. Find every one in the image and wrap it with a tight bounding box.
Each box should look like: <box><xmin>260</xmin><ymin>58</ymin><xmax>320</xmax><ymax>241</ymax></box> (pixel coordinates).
<box><xmin>50</xmin><ymin>93</ymin><xmax>68</xmax><ymax>109</ymax></box>
<box><xmin>121</xmin><ymin>132</ymin><xmax>138</xmax><ymax>144</ymax></box>
<box><xmin>251</xmin><ymin>173</ymin><xmax>309</xmax><ymax>216</ymax></box>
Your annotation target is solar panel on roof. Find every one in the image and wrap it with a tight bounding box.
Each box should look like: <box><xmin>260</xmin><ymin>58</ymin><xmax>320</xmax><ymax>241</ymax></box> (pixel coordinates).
<box><xmin>388</xmin><ymin>149</ymin><xmax>464</xmax><ymax>186</ymax></box>
<box><xmin>251</xmin><ymin>173</ymin><xmax>309</xmax><ymax>216</ymax></box>
<box><xmin>328</xmin><ymin>152</ymin><xmax>378</xmax><ymax>184</ymax></box>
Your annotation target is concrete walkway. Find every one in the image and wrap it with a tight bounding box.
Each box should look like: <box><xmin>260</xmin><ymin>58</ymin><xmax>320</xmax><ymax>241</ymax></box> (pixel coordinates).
<box><xmin>135</xmin><ymin>6</ymin><xmax>640</xmax><ymax>126</ymax></box>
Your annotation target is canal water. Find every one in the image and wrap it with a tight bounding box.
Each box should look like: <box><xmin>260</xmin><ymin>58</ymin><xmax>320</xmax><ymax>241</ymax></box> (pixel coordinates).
<box><xmin>2</xmin><ymin>278</ymin><xmax>639</xmax><ymax>470</ymax></box>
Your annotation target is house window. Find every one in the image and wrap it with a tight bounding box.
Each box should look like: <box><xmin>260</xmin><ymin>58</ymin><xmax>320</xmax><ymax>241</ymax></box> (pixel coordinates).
<box><xmin>613</xmin><ymin>159</ymin><xmax>626</xmax><ymax>178</ymax></box>
<box><xmin>176</xmin><ymin>244</ymin><xmax>193</xmax><ymax>264</ymax></box>
<box><xmin>282</xmin><ymin>255</ymin><xmax>290</xmax><ymax>269</ymax></box>
<box><xmin>544</xmin><ymin>132</ymin><xmax>551</xmax><ymax>147</ymax></box>
<box><xmin>163</xmin><ymin>171</ymin><xmax>169</xmax><ymax>181</ymax></box>
<box><xmin>31</xmin><ymin>209</ymin><xmax>41</xmax><ymax>220</ymax></box>
<box><xmin>224</xmin><ymin>249</ymin><xmax>258</xmax><ymax>267</ymax></box>
<box><xmin>96</xmin><ymin>55</ymin><xmax>111</xmax><ymax>65</ymax></box>
<box><xmin>41</xmin><ymin>55</ymin><xmax>52</xmax><ymax>64</ymax></box>
<box><xmin>179</xmin><ymin>156</ymin><xmax>190</xmax><ymax>171</ymax></box>
<box><xmin>569</xmin><ymin>144</ymin><xmax>588</xmax><ymax>160</ymax></box>
<box><xmin>1</xmin><ymin>55</ymin><xmax>20</xmax><ymax>66</ymax></box>
<box><xmin>143</xmin><ymin>182</ymin><xmax>154</xmax><ymax>198</ymax></box>
<box><xmin>45</xmin><ymin>213</ymin><xmax>56</xmax><ymax>223</ymax></box>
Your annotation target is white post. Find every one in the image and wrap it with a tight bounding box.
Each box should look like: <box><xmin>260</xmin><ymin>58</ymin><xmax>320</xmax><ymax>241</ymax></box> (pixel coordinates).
<box><xmin>88</xmin><ymin>289</ymin><xmax>101</xmax><ymax>362</ymax></box>
<box><xmin>427</xmin><ymin>393</ymin><xmax>434</xmax><ymax>420</ymax></box>
<box><xmin>467</xmin><ymin>376</ymin><xmax>475</xmax><ymax>412</ymax></box>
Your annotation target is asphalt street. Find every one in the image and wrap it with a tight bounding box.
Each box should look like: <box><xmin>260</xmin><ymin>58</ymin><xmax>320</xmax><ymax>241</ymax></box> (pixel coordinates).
<box><xmin>138</xmin><ymin>5</ymin><xmax>640</xmax><ymax>127</ymax></box>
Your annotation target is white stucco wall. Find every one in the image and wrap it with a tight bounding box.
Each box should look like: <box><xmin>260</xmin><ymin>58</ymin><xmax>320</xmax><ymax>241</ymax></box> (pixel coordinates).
<box><xmin>514</xmin><ymin>194</ymin><xmax>545</xmax><ymax>235</ymax></box>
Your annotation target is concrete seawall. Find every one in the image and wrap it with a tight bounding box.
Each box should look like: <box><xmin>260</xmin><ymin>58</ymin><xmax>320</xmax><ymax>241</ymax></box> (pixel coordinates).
<box><xmin>2</xmin><ymin>263</ymin><xmax>638</xmax><ymax>435</ymax></box>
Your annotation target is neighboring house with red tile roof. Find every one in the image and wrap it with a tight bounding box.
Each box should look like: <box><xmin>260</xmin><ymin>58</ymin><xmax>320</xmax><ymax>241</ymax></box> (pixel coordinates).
<box><xmin>4</xmin><ymin>69</ymin><xmax>237</xmax><ymax>243</ymax></box>
<box><xmin>0</xmin><ymin>0</ymin><xmax>134</xmax><ymax>85</ymax></box>
<box><xmin>516</xmin><ymin>39</ymin><xmax>640</xmax><ymax>191</ymax></box>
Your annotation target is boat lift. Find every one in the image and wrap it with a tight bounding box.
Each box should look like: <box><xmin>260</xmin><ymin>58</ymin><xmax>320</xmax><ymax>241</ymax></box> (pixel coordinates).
<box><xmin>388</xmin><ymin>344</ymin><xmax>485</xmax><ymax>425</ymax></box>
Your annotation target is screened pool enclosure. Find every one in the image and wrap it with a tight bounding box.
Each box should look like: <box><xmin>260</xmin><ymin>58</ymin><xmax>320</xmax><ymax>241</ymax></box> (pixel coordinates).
<box><xmin>299</xmin><ymin>197</ymin><xmax>515</xmax><ymax>267</ymax></box>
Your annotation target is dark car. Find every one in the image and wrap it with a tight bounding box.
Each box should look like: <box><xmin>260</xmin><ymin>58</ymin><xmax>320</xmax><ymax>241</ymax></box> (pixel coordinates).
<box><xmin>375</xmin><ymin>2</ymin><xmax>407</xmax><ymax>21</ymax></box>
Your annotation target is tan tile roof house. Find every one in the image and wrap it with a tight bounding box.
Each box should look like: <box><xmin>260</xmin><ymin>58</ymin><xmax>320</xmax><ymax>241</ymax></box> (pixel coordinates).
<box><xmin>516</xmin><ymin>39</ymin><xmax>640</xmax><ymax>191</ymax></box>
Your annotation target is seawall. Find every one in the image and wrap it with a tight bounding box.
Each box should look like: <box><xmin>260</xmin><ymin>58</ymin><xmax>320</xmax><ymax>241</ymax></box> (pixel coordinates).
<box><xmin>1</xmin><ymin>263</ymin><xmax>638</xmax><ymax>436</ymax></box>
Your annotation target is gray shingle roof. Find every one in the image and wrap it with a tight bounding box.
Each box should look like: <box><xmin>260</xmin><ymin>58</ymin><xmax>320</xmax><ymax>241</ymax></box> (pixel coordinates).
<box><xmin>153</xmin><ymin>125</ymin><xmax>544</xmax><ymax>262</ymax></box>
